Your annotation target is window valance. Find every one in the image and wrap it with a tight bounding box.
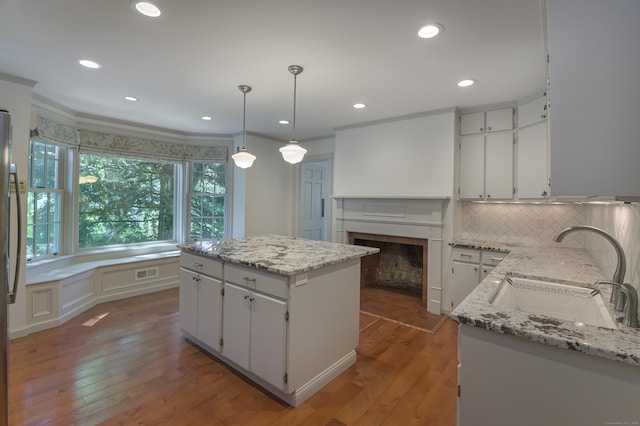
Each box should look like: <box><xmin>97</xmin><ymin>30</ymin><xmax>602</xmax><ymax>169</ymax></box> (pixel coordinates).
<box><xmin>76</xmin><ymin>129</ymin><xmax>228</xmax><ymax>162</ymax></box>
<box><xmin>36</xmin><ymin>116</ymin><xmax>79</xmax><ymax>147</ymax></box>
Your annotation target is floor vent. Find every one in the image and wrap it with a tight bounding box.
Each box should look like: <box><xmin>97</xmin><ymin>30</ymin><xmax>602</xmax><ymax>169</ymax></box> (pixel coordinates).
<box><xmin>135</xmin><ymin>267</ymin><xmax>159</xmax><ymax>281</ymax></box>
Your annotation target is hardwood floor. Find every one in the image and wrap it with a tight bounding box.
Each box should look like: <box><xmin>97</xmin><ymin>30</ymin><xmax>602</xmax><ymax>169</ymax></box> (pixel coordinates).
<box><xmin>8</xmin><ymin>288</ymin><xmax>458</xmax><ymax>425</ymax></box>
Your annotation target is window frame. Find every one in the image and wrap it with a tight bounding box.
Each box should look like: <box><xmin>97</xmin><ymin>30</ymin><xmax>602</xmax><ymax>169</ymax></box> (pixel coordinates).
<box><xmin>187</xmin><ymin>160</ymin><xmax>228</xmax><ymax>242</ymax></box>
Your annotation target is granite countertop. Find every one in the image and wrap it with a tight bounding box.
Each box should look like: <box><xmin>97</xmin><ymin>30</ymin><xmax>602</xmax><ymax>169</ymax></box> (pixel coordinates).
<box><xmin>451</xmin><ymin>242</ymin><xmax>640</xmax><ymax>366</ymax></box>
<box><xmin>178</xmin><ymin>234</ymin><xmax>379</xmax><ymax>276</ymax></box>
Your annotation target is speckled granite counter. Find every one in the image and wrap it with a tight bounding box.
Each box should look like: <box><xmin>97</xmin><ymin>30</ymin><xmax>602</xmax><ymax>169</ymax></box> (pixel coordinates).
<box><xmin>451</xmin><ymin>243</ymin><xmax>640</xmax><ymax>366</ymax></box>
<box><xmin>178</xmin><ymin>234</ymin><xmax>379</xmax><ymax>276</ymax></box>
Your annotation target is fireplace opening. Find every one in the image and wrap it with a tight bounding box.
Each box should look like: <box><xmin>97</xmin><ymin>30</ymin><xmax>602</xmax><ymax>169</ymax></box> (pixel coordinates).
<box><xmin>349</xmin><ymin>232</ymin><xmax>428</xmax><ymax>306</ymax></box>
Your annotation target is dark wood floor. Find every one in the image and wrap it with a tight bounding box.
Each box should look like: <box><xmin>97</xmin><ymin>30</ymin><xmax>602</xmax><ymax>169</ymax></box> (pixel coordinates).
<box><xmin>9</xmin><ymin>288</ymin><xmax>458</xmax><ymax>425</ymax></box>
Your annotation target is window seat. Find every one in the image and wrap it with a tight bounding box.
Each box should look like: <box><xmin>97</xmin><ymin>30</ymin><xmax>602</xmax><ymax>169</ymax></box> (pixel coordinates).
<box><xmin>26</xmin><ymin>250</ymin><xmax>180</xmax><ymax>285</ymax></box>
<box><xmin>18</xmin><ymin>250</ymin><xmax>181</xmax><ymax>338</ymax></box>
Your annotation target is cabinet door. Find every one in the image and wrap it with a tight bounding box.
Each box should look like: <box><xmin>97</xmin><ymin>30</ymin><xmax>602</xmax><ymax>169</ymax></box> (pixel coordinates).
<box><xmin>197</xmin><ymin>274</ymin><xmax>223</xmax><ymax>351</ymax></box>
<box><xmin>222</xmin><ymin>283</ymin><xmax>251</xmax><ymax>370</ymax></box>
<box><xmin>459</xmin><ymin>135</ymin><xmax>485</xmax><ymax>199</ymax></box>
<box><xmin>517</xmin><ymin>121</ymin><xmax>549</xmax><ymax>199</ymax></box>
<box><xmin>179</xmin><ymin>268</ymin><xmax>199</xmax><ymax>337</ymax></box>
<box><xmin>250</xmin><ymin>292</ymin><xmax>287</xmax><ymax>391</ymax></box>
<box><xmin>460</xmin><ymin>112</ymin><xmax>485</xmax><ymax>135</ymax></box>
<box><xmin>485</xmin><ymin>133</ymin><xmax>514</xmax><ymax>199</ymax></box>
<box><xmin>452</xmin><ymin>261</ymin><xmax>480</xmax><ymax>309</ymax></box>
<box><xmin>486</xmin><ymin>108</ymin><xmax>514</xmax><ymax>132</ymax></box>
<box><xmin>518</xmin><ymin>96</ymin><xmax>547</xmax><ymax>129</ymax></box>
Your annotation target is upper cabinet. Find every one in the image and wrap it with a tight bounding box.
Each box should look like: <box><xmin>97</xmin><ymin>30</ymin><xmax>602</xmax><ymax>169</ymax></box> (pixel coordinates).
<box><xmin>460</xmin><ymin>108</ymin><xmax>514</xmax><ymax>135</ymax></box>
<box><xmin>547</xmin><ymin>0</ymin><xmax>640</xmax><ymax>197</ymax></box>
<box><xmin>518</xmin><ymin>94</ymin><xmax>547</xmax><ymax>129</ymax></box>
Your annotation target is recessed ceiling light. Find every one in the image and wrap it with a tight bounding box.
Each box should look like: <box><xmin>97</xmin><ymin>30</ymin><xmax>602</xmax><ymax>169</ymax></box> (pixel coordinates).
<box><xmin>131</xmin><ymin>1</ymin><xmax>162</xmax><ymax>17</ymax></box>
<box><xmin>124</xmin><ymin>96</ymin><xmax>138</xmax><ymax>102</ymax></box>
<box><xmin>457</xmin><ymin>79</ymin><xmax>475</xmax><ymax>87</ymax></box>
<box><xmin>418</xmin><ymin>23</ymin><xmax>444</xmax><ymax>39</ymax></box>
<box><xmin>279</xmin><ymin>120</ymin><xmax>290</xmax><ymax>125</ymax></box>
<box><xmin>77</xmin><ymin>59</ymin><xmax>102</xmax><ymax>69</ymax></box>
<box><xmin>201</xmin><ymin>116</ymin><xmax>213</xmax><ymax>121</ymax></box>
<box><xmin>353</xmin><ymin>103</ymin><xmax>366</xmax><ymax>109</ymax></box>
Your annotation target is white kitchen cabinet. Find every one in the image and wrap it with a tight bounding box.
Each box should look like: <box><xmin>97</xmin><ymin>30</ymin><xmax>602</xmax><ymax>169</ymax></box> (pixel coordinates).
<box><xmin>518</xmin><ymin>94</ymin><xmax>547</xmax><ymax>129</ymax></box>
<box><xmin>222</xmin><ymin>281</ymin><xmax>287</xmax><ymax>391</ymax></box>
<box><xmin>179</xmin><ymin>262</ymin><xmax>223</xmax><ymax>352</ymax></box>
<box><xmin>459</xmin><ymin>135</ymin><xmax>485</xmax><ymax>199</ymax></box>
<box><xmin>457</xmin><ymin>324</ymin><xmax>640</xmax><ymax>425</ymax></box>
<box><xmin>460</xmin><ymin>108</ymin><xmax>513</xmax><ymax>135</ymax></box>
<box><xmin>459</xmin><ymin>133</ymin><xmax>514</xmax><ymax>200</ymax></box>
<box><xmin>517</xmin><ymin>121</ymin><xmax>549</xmax><ymax>199</ymax></box>
<box><xmin>451</xmin><ymin>248</ymin><xmax>506</xmax><ymax>310</ymax></box>
<box><xmin>485</xmin><ymin>133</ymin><xmax>513</xmax><ymax>199</ymax></box>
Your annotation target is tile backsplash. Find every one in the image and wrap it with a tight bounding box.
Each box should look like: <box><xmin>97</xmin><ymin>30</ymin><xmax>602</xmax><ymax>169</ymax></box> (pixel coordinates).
<box><xmin>461</xmin><ymin>202</ymin><xmax>586</xmax><ymax>248</ymax></box>
<box><xmin>460</xmin><ymin>201</ymin><xmax>640</xmax><ymax>292</ymax></box>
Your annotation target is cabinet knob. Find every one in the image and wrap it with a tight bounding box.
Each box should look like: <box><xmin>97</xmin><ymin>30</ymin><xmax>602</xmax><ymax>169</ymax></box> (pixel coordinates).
<box><xmin>487</xmin><ymin>126</ymin><xmax>492</xmax><ymax>131</ymax></box>
<box><xmin>479</xmin><ymin>194</ymin><xmax>483</xmax><ymax>198</ymax></box>
<box><xmin>480</xmin><ymin>127</ymin><xmax>484</xmax><ymax>132</ymax></box>
<box><xmin>487</xmin><ymin>194</ymin><xmax>492</xmax><ymax>198</ymax></box>
<box><xmin>541</xmin><ymin>190</ymin><xmax>548</xmax><ymax>197</ymax></box>
<box><xmin>193</xmin><ymin>262</ymin><xmax>203</xmax><ymax>268</ymax></box>
<box><xmin>244</xmin><ymin>295</ymin><xmax>250</xmax><ymax>300</ymax></box>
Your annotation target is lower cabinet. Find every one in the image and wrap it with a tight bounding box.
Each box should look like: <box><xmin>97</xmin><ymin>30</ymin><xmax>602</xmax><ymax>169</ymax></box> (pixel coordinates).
<box><xmin>222</xmin><ymin>282</ymin><xmax>287</xmax><ymax>391</ymax></box>
<box><xmin>451</xmin><ymin>248</ymin><xmax>506</xmax><ymax>310</ymax></box>
<box><xmin>179</xmin><ymin>267</ymin><xmax>223</xmax><ymax>351</ymax></box>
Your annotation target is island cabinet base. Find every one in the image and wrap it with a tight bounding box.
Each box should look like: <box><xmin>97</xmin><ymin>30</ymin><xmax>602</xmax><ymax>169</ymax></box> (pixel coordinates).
<box><xmin>180</xmin><ymin>255</ymin><xmax>362</xmax><ymax>407</ymax></box>
<box><xmin>457</xmin><ymin>324</ymin><xmax>640</xmax><ymax>425</ymax></box>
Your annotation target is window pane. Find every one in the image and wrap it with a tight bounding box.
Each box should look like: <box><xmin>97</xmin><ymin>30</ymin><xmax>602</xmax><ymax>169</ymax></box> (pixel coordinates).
<box><xmin>189</xmin><ymin>161</ymin><xmax>226</xmax><ymax>241</ymax></box>
<box><xmin>78</xmin><ymin>154</ymin><xmax>175</xmax><ymax>248</ymax></box>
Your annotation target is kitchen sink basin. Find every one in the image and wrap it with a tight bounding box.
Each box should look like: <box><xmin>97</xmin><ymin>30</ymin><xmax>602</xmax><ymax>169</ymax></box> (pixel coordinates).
<box><xmin>491</xmin><ymin>276</ymin><xmax>618</xmax><ymax>329</ymax></box>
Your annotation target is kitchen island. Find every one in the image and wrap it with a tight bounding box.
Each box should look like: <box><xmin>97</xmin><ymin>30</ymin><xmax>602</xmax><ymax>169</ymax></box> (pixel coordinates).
<box><xmin>178</xmin><ymin>235</ymin><xmax>379</xmax><ymax>406</ymax></box>
<box><xmin>451</xmin><ymin>243</ymin><xmax>640</xmax><ymax>425</ymax></box>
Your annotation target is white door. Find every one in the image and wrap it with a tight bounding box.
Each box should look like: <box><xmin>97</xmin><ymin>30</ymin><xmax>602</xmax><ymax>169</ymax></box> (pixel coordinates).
<box><xmin>451</xmin><ymin>261</ymin><xmax>480</xmax><ymax>309</ymax></box>
<box><xmin>459</xmin><ymin>135</ymin><xmax>485</xmax><ymax>199</ymax></box>
<box><xmin>300</xmin><ymin>161</ymin><xmax>327</xmax><ymax>240</ymax></box>
<box><xmin>222</xmin><ymin>283</ymin><xmax>251</xmax><ymax>370</ymax></box>
<box><xmin>250</xmin><ymin>292</ymin><xmax>287</xmax><ymax>390</ymax></box>
<box><xmin>179</xmin><ymin>268</ymin><xmax>199</xmax><ymax>337</ymax></box>
<box><xmin>517</xmin><ymin>121</ymin><xmax>549</xmax><ymax>199</ymax></box>
<box><xmin>197</xmin><ymin>274</ymin><xmax>223</xmax><ymax>351</ymax></box>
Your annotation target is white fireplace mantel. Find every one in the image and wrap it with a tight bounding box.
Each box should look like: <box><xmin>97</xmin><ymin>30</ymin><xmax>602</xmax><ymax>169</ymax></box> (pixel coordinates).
<box><xmin>333</xmin><ymin>196</ymin><xmax>450</xmax><ymax>315</ymax></box>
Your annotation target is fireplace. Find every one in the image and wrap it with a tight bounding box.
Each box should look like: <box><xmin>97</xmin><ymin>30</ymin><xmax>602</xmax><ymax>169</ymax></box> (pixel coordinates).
<box><xmin>349</xmin><ymin>232</ymin><xmax>428</xmax><ymax>306</ymax></box>
<box><xmin>334</xmin><ymin>196</ymin><xmax>449</xmax><ymax>314</ymax></box>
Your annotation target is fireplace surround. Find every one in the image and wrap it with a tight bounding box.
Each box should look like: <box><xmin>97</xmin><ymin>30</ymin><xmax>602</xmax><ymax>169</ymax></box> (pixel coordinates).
<box><xmin>334</xmin><ymin>196</ymin><xmax>449</xmax><ymax>314</ymax></box>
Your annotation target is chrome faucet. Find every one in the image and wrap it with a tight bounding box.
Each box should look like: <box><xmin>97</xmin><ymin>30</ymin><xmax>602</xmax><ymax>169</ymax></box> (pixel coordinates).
<box><xmin>595</xmin><ymin>281</ymin><xmax>639</xmax><ymax>328</ymax></box>
<box><xmin>553</xmin><ymin>225</ymin><xmax>627</xmax><ymax>311</ymax></box>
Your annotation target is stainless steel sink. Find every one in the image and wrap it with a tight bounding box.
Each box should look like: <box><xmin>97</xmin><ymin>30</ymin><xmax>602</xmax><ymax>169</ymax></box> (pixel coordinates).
<box><xmin>491</xmin><ymin>276</ymin><xmax>617</xmax><ymax>329</ymax></box>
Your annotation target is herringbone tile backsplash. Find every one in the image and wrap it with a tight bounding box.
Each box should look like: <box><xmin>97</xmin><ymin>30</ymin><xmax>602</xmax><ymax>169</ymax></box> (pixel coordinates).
<box><xmin>461</xmin><ymin>202</ymin><xmax>586</xmax><ymax>248</ymax></box>
<box><xmin>461</xmin><ymin>201</ymin><xmax>640</xmax><ymax>291</ymax></box>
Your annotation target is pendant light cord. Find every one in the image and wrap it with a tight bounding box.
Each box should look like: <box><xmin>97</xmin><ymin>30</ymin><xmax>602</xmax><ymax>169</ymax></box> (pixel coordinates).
<box><xmin>243</xmin><ymin>90</ymin><xmax>247</xmax><ymax>149</ymax></box>
<box><xmin>292</xmin><ymin>73</ymin><xmax>297</xmax><ymax>141</ymax></box>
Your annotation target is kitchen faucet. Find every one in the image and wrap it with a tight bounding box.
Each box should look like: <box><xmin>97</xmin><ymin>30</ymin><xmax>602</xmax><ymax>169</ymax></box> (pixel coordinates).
<box><xmin>553</xmin><ymin>225</ymin><xmax>627</xmax><ymax>312</ymax></box>
<box><xmin>595</xmin><ymin>281</ymin><xmax>639</xmax><ymax>328</ymax></box>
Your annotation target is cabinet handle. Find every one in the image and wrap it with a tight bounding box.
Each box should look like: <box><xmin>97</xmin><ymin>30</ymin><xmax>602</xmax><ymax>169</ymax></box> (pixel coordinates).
<box><xmin>192</xmin><ymin>276</ymin><xmax>200</xmax><ymax>282</ymax></box>
<box><xmin>490</xmin><ymin>257</ymin><xmax>503</xmax><ymax>262</ymax></box>
<box><xmin>244</xmin><ymin>295</ymin><xmax>250</xmax><ymax>300</ymax></box>
<box><xmin>460</xmin><ymin>253</ymin><xmax>472</xmax><ymax>258</ymax></box>
<box><xmin>192</xmin><ymin>262</ymin><xmax>203</xmax><ymax>268</ymax></box>
<box><xmin>243</xmin><ymin>276</ymin><xmax>256</xmax><ymax>282</ymax></box>
<box><xmin>541</xmin><ymin>190</ymin><xmax>548</xmax><ymax>197</ymax></box>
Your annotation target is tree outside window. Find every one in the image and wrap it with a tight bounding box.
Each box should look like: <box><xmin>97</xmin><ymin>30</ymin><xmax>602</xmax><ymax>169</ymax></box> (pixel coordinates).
<box><xmin>27</xmin><ymin>139</ymin><xmax>63</xmax><ymax>259</ymax></box>
<box><xmin>190</xmin><ymin>162</ymin><xmax>225</xmax><ymax>240</ymax></box>
<box><xmin>78</xmin><ymin>153</ymin><xmax>175</xmax><ymax>248</ymax></box>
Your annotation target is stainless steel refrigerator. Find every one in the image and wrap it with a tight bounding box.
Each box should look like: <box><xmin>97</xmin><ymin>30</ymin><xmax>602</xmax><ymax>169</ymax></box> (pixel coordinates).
<box><xmin>0</xmin><ymin>110</ymin><xmax>22</xmax><ymax>426</ymax></box>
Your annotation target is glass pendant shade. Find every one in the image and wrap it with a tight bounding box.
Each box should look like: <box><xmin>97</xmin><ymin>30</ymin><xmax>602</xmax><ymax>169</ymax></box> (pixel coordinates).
<box><xmin>232</xmin><ymin>148</ymin><xmax>256</xmax><ymax>168</ymax></box>
<box><xmin>232</xmin><ymin>85</ymin><xmax>255</xmax><ymax>168</ymax></box>
<box><xmin>279</xmin><ymin>140</ymin><xmax>307</xmax><ymax>164</ymax></box>
<box><xmin>282</xmin><ymin>65</ymin><xmax>307</xmax><ymax>164</ymax></box>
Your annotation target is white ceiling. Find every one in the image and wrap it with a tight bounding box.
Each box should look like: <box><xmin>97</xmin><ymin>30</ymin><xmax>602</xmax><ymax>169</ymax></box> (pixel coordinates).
<box><xmin>0</xmin><ymin>0</ymin><xmax>546</xmax><ymax>141</ymax></box>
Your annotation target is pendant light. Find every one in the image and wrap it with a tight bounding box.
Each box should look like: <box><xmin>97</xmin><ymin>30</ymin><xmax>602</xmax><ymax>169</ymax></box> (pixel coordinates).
<box><xmin>279</xmin><ymin>65</ymin><xmax>307</xmax><ymax>164</ymax></box>
<box><xmin>231</xmin><ymin>85</ymin><xmax>256</xmax><ymax>169</ymax></box>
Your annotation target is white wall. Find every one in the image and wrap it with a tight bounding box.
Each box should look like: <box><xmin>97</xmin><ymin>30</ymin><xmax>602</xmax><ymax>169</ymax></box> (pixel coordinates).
<box><xmin>334</xmin><ymin>111</ymin><xmax>455</xmax><ymax>197</ymax></box>
<box><xmin>243</xmin><ymin>133</ymin><xmax>294</xmax><ymax>236</ymax></box>
<box><xmin>0</xmin><ymin>74</ymin><xmax>35</xmax><ymax>337</ymax></box>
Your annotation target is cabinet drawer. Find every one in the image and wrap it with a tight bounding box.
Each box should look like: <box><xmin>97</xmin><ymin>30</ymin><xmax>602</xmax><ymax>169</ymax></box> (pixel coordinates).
<box><xmin>180</xmin><ymin>252</ymin><xmax>223</xmax><ymax>278</ymax></box>
<box><xmin>452</xmin><ymin>249</ymin><xmax>480</xmax><ymax>264</ymax></box>
<box><xmin>481</xmin><ymin>252</ymin><xmax>506</xmax><ymax>267</ymax></box>
<box><xmin>224</xmin><ymin>263</ymin><xmax>288</xmax><ymax>300</ymax></box>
